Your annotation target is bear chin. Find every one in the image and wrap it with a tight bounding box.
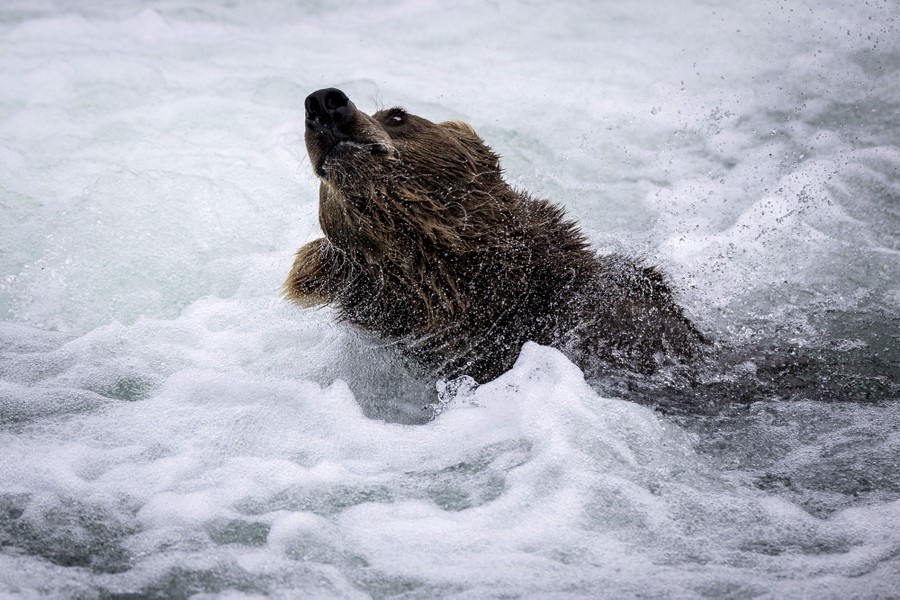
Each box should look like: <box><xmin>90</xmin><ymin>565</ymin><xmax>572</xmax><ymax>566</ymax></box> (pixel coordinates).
<box><xmin>286</xmin><ymin>87</ymin><xmax>706</xmax><ymax>383</ymax></box>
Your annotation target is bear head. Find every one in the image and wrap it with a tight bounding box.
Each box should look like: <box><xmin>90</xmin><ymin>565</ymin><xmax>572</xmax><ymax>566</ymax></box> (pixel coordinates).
<box><xmin>303</xmin><ymin>88</ymin><xmax>514</xmax><ymax>261</ymax></box>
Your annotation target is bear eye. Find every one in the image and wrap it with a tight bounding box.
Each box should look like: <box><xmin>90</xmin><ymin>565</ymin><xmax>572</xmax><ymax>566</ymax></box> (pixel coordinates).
<box><xmin>384</xmin><ymin>108</ymin><xmax>406</xmax><ymax>126</ymax></box>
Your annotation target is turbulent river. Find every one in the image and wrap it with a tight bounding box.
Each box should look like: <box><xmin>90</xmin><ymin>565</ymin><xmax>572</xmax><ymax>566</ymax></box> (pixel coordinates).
<box><xmin>1</xmin><ymin>0</ymin><xmax>898</xmax><ymax>597</ymax></box>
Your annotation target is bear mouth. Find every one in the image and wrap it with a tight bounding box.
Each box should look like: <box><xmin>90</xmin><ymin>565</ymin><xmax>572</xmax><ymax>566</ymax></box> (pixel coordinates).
<box><xmin>316</xmin><ymin>139</ymin><xmax>394</xmax><ymax>177</ymax></box>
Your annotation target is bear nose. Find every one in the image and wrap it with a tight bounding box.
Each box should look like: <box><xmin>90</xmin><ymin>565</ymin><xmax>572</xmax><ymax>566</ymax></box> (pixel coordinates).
<box><xmin>305</xmin><ymin>88</ymin><xmax>351</xmax><ymax>133</ymax></box>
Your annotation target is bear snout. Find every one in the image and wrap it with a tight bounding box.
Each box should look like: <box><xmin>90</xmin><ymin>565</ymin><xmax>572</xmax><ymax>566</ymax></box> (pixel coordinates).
<box><xmin>304</xmin><ymin>88</ymin><xmax>396</xmax><ymax>178</ymax></box>
<box><xmin>305</xmin><ymin>88</ymin><xmax>354</xmax><ymax>161</ymax></box>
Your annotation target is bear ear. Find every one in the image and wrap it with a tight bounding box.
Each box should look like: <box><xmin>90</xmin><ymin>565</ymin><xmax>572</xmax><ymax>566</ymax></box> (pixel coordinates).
<box><xmin>440</xmin><ymin>120</ymin><xmax>479</xmax><ymax>138</ymax></box>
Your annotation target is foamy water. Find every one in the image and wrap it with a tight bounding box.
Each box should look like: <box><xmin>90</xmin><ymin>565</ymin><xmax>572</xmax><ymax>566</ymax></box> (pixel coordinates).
<box><xmin>1</xmin><ymin>0</ymin><xmax>899</xmax><ymax>597</ymax></box>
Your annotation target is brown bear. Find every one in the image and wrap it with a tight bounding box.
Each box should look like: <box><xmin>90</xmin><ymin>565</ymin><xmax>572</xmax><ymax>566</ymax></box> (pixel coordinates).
<box><xmin>285</xmin><ymin>88</ymin><xmax>704</xmax><ymax>383</ymax></box>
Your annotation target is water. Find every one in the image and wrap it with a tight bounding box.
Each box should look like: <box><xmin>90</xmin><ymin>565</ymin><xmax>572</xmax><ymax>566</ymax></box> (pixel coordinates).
<box><xmin>1</xmin><ymin>0</ymin><xmax>899</xmax><ymax>597</ymax></box>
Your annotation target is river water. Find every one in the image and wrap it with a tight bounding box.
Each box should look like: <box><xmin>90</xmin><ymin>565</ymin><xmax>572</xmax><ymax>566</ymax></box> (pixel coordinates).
<box><xmin>1</xmin><ymin>0</ymin><xmax>898</xmax><ymax>597</ymax></box>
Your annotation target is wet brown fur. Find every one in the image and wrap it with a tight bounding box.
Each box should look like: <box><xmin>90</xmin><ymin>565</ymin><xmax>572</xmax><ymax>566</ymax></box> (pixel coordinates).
<box><xmin>285</xmin><ymin>99</ymin><xmax>704</xmax><ymax>382</ymax></box>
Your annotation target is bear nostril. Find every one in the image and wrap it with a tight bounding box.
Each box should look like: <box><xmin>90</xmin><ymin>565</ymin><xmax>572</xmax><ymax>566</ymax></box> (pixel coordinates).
<box><xmin>323</xmin><ymin>89</ymin><xmax>348</xmax><ymax>112</ymax></box>
<box><xmin>305</xmin><ymin>95</ymin><xmax>322</xmax><ymax>120</ymax></box>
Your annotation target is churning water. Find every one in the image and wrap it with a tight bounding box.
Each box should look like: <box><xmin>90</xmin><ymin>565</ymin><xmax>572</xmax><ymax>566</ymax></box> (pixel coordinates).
<box><xmin>1</xmin><ymin>0</ymin><xmax>899</xmax><ymax>597</ymax></box>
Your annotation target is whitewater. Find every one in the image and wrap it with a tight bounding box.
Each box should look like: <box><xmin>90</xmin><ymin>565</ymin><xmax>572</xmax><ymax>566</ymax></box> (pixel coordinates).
<box><xmin>1</xmin><ymin>0</ymin><xmax>898</xmax><ymax>597</ymax></box>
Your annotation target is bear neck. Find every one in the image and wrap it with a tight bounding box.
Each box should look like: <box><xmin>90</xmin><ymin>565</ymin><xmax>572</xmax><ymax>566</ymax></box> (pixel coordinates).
<box><xmin>317</xmin><ymin>173</ymin><xmax>552</xmax><ymax>333</ymax></box>
<box><xmin>318</xmin><ymin>170</ymin><xmax>522</xmax><ymax>262</ymax></box>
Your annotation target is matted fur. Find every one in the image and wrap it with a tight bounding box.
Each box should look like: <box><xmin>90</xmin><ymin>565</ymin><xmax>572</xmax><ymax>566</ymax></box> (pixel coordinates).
<box><xmin>285</xmin><ymin>91</ymin><xmax>704</xmax><ymax>382</ymax></box>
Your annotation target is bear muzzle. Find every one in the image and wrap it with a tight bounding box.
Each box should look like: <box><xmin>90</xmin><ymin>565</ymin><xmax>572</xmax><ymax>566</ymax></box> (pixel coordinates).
<box><xmin>304</xmin><ymin>88</ymin><xmax>395</xmax><ymax>178</ymax></box>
